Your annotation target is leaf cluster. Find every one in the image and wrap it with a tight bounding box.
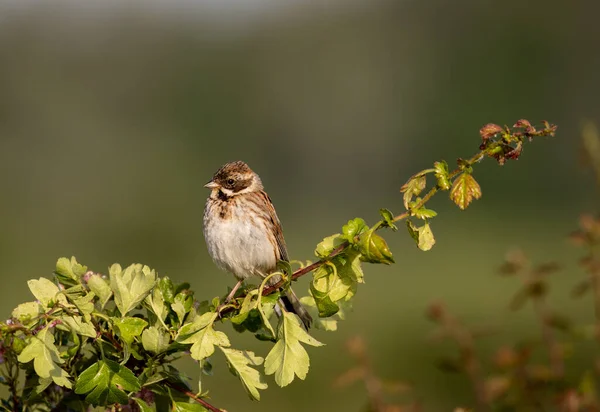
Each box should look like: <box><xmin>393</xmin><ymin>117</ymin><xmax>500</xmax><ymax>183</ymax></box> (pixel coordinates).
<box><xmin>0</xmin><ymin>119</ymin><xmax>554</xmax><ymax>411</ymax></box>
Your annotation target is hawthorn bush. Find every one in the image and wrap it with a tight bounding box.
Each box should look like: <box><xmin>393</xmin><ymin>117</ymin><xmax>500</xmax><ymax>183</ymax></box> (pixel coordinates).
<box><xmin>0</xmin><ymin>120</ymin><xmax>558</xmax><ymax>411</ymax></box>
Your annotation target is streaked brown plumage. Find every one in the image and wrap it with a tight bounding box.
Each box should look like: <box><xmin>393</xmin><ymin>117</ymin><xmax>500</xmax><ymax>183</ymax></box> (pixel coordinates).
<box><xmin>203</xmin><ymin>161</ymin><xmax>312</xmax><ymax>329</ymax></box>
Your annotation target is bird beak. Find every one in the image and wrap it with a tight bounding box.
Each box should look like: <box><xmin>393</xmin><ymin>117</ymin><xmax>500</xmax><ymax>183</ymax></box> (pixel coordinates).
<box><xmin>204</xmin><ymin>181</ymin><xmax>219</xmax><ymax>189</ymax></box>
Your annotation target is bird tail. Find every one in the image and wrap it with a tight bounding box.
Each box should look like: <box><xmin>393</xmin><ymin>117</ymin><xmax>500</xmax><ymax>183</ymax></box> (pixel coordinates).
<box><xmin>278</xmin><ymin>288</ymin><xmax>312</xmax><ymax>330</ymax></box>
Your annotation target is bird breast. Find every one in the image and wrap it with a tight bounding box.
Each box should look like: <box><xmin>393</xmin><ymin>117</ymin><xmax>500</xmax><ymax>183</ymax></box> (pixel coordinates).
<box><xmin>203</xmin><ymin>197</ymin><xmax>278</xmax><ymax>280</ymax></box>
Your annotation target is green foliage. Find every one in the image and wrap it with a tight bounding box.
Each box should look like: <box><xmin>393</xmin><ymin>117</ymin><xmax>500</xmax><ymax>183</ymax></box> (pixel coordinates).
<box><xmin>0</xmin><ymin>120</ymin><xmax>555</xmax><ymax>411</ymax></box>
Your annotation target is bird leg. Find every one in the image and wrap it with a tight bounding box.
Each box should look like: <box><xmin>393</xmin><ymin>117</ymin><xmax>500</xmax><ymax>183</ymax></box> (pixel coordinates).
<box><xmin>225</xmin><ymin>279</ymin><xmax>243</xmax><ymax>303</ymax></box>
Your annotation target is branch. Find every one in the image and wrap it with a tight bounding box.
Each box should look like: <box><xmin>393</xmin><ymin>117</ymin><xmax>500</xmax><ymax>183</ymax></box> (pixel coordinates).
<box><xmin>165</xmin><ymin>381</ymin><xmax>225</xmax><ymax>412</ymax></box>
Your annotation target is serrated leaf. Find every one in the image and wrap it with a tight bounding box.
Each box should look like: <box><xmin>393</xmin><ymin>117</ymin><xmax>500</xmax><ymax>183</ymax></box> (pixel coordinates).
<box><xmin>27</xmin><ymin>277</ymin><xmax>67</xmax><ymax>308</ymax></box>
<box><xmin>74</xmin><ymin>359</ymin><xmax>140</xmax><ymax>406</ymax></box>
<box><xmin>315</xmin><ymin>233</ymin><xmax>345</xmax><ymax>258</ymax></box>
<box><xmin>341</xmin><ymin>218</ymin><xmax>368</xmax><ymax>243</ymax></box>
<box><xmin>72</xmin><ymin>292</ymin><xmax>95</xmax><ymax>322</ymax></box>
<box><xmin>55</xmin><ymin>256</ymin><xmax>87</xmax><ymax>287</ymax></box>
<box><xmin>17</xmin><ymin>327</ymin><xmax>72</xmax><ymax>388</ymax></box>
<box><xmin>109</xmin><ymin>263</ymin><xmax>157</xmax><ymax>316</ymax></box>
<box><xmin>62</xmin><ymin>316</ymin><xmax>97</xmax><ymax>338</ymax></box>
<box><xmin>434</xmin><ymin>161</ymin><xmax>451</xmax><ymax>190</ymax></box>
<box><xmin>112</xmin><ymin>317</ymin><xmax>148</xmax><ymax>345</ymax></box>
<box><xmin>176</xmin><ymin>312</ymin><xmax>217</xmax><ymax>341</ymax></box>
<box><xmin>142</xmin><ymin>326</ymin><xmax>170</xmax><ymax>354</ymax></box>
<box><xmin>173</xmin><ymin>402</ymin><xmax>208</xmax><ymax>412</ymax></box>
<box><xmin>412</xmin><ymin>207</ymin><xmax>438</xmax><ymax>220</ymax></box>
<box><xmin>264</xmin><ymin>312</ymin><xmax>324</xmax><ymax>387</ymax></box>
<box><xmin>379</xmin><ymin>208</ymin><xmax>398</xmax><ymax>230</ymax></box>
<box><xmin>400</xmin><ymin>175</ymin><xmax>426</xmax><ymax>210</ymax></box>
<box><xmin>87</xmin><ymin>274</ymin><xmax>112</xmax><ymax>308</ymax></box>
<box><xmin>11</xmin><ymin>302</ymin><xmax>42</xmax><ymax>323</ymax></box>
<box><xmin>221</xmin><ymin>348</ymin><xmax>267</xmax><ymax>401</ymax></box>
<box><xmin>450</xmin><ymin>173</ymin><xmax>482</xmax><ymax>210</ymax></box>
<box><xmin>183</xmin><ymin>325</ymin><xmax>230</xmax><ymax>361</ymax></box>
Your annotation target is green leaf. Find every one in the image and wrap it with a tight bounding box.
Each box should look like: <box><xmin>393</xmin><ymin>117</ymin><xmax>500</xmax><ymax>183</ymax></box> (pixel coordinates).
<box><xmin>87</xmin><ymin>274</ymin><xmax>112</xmax><ymax>308</ymax></box>
<box><xmin>379</xmin><ymin>208</ymin><xmax>398</xmax><ymax>230</ymax></box>
<box><xmin>17</xmin><ymin>327</ymin><xmax>72</xmax><ymax>388</ymax></box>
<box><xmin>74</xmin><ymin>359</ymin><xmax>140</xmax><ymax>406</ymax></box>
<box><xmin>358</xmin><ymin>230</ymin><xmax>394</xmax><ymax>264</ymax></box>
<box><xmin>173</xmin><ymin>402</ymin><xmax>208</xmax><ymax>412</ymax></box>
<box><xmin>145</xmin><ymin>287</ymin><xmax>169</xmax><ymax>328</ymax></box>
<box><xmin>221</xmin><ymin>348</ymin><xmax>268</xmax><ymax>401</ymax></box>
<box><xmin>158</xmin><ymin>277</ymin><xmax>176</xmax><ymax>304</ymax></box>
<box><xmin>72</xmin><ymin>292</ymin><xmax>96</xmax><ymax>322</ymax></box>
<box><xmin>133</xmin><ymin>398</ymin><xmax>157</xmax><ymax>412</ymax></box>
<box><xmin>61</xmin><ymin>316</ymin><xmax>97</xmax><ymax>338</ymax></box>
<box><xmin>450</xmin><ymin>173</ymin><xmax>482</xmax><ymax>210</ymax></box>
<box><xmin>142</xmin><ymin>326</ymin><xmax>170</xmax><ymax>354</ymax></box>
<box><xmin>264</xmin><ymin>312</ymin><xmax>324</xmax><ymax>387</ymax></box>
<box><xmin>171</xmin><ymin>301</ymin><xmax>186</xmax><ymax>325</ymax></box>
<box><xmin>176</xmin><ymin>312</ymin><xmax>218</xmax><ymax>341</ymax></box>
<box><xmin>109</xmin><ymin>263</ymin><xmax>157</xmax><ymax>316</ymax></box>
<box><xmin>55</xmin><ymin>256</ymin><xmax>87</xmax><ymax>287</ymax></box>
<box><xmin>315</xmin><ymin>233</ymin><xmax>345</xmax><ymax>258</ymax></box>
<box><xmin>406</xmin><ymin>220</ymin><xmax>436</xmax><ymax>251</ymax></box>
<box><xmin>112</xmin><ymin>317</ymin><xmax>148</xmax><ymax>345</ymax></box>
<box><xmin>299</xmin><ymin>296</ymin><xmax>340</xmax><ymax>331</ymax></box>
<box><xmin>183</xmin><ymin>325</ymin><xmax>230</xmax><ymax>361</ymax></box>
<box><xmin>434</xmin><ymin>161</ymin><xmax>451</xmax><ymax>190</ymax></box>
<box><xmin>11</xmin><ymin>301</ymin><xmax>43</xmax><ymax>323</ymax></box>
<box><xmin>400</xmin><ymin>175</ymin><xmax>426</xmax><ymax>210</ymax></box>
<box><xmin>412</xmin><ymin>207</ymin><xmax>438</xmax><ymax>220</ymax></box>
<box><xmin>27</xmin><ymin>277</ymin><xmax>67</xmax><ymax>308</ymax></box>
<box><xmin>341</xmin><ymin>218</ymin><xmax>368</xmax><ymax>243</ymax></box>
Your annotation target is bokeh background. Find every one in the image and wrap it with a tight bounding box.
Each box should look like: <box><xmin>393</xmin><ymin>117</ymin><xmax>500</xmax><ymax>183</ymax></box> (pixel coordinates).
<box><xmin>1</xmin><ymin>0</ymin><xmax>599</xmax><ymax>410</ymax></box>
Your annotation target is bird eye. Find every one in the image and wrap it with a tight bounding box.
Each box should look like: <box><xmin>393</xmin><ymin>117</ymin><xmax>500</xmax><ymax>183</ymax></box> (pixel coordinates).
<box><xmin>226</xmin><ymin>178</ymin><xmax>235</xmax><ymax>186</ymax></box>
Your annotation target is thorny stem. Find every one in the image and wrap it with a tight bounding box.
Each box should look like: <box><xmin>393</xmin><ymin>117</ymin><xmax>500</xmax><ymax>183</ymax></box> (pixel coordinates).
<box><xmin>165</xmin><ymin>381</ymin><xmax>224</xmax><ymax>412</ymax></box>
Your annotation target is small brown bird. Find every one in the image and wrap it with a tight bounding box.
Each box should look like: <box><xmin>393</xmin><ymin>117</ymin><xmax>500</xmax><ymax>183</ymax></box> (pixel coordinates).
<box><xmin>203</xmin><ymin>161</ymin><xmax>312</xmax><ymax>329</ymax></box>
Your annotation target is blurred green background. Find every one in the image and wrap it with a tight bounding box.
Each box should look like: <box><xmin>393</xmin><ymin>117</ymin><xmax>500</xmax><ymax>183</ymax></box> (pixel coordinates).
<box><xmin>1</xmin><ymin>0</ymin><xmax>599</xmax><ymax>410</ymax></box>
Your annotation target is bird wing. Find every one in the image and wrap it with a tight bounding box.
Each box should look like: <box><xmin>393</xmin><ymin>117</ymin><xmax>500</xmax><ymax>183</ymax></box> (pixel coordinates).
<box><xmin>260</xmin><ymin>191</ymin><xmax>289</xmax><ymax>262</ymax></box>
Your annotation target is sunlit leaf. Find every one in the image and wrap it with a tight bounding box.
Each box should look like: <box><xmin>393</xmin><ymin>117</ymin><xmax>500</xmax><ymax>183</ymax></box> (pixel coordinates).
<box><xmin>264</xmin><ymin>312</ymin><xmax>324</xmax><ymax>387</ymax></box>
<box><xmin>315</xmin><ymin>233</ymin><xmax>345</xmax><ymax>258</ymax></box>
<box><xmin>400</xmin><ymin>175</ymin><xmax>426</xmax><ymax>210</ymax></box>
<box><xmin>221</xmin><ymin>348</ymin><xmax>267</xmax><ymax>400</ymax></box>
<box><xmin>112</xmin><ymin>317</ymin><xmax>148</xmax><ymax>345</ymax></box>
<box><xmin>434</xmin><ymin>161</ymin><xmax>451</xmax><ymax>190</ymax></box>
<box><xmin>27</xmin><ymin>277</ymin><xmax>67</xmax><ymax>308</ymax></box>
<box><xmin>87</xmin><ymin>274</ymin><xmax>112</xmax><ymax>308</ymax></box>
<box><xmin>55</xmin><ymin>256</ymin><xmax>87</xmax><ymax>287</ymax></box>
<box><xmin>17</xmin><ymin>327</ymin><xmax>72</xmax><ymax>388</ymax></box>
<box><xmin>62</xmin><ymin>315</ymin><xmax>97</xmax><ymax>338</ymax></box>
<box><xmin>341</xmin><ymin>218</ymin><xmax>368</xmax><ymax>243</ymax></box>
<box><xmin>109</xmin><ymin>263</ymin><xmax>157</xmax><ymax>316</ymax></box>
<box><xmin>142</xmin><ymin>326</ymin><xmax>170</xmax><ymax>355</ymax></box>
<box><xmin>450</xmin><ymin>173</ymin><xmax>482</xmax><ymax>210</ymax></box>
<box><xmin>358</xmin><ymin>230</ymin><xmax>394</xmax><ymax>264</ymax></box>
<box><xmin>11</xmin><ymin>301</ymin><xmax>43</xmax><ymax>323</ymax></box>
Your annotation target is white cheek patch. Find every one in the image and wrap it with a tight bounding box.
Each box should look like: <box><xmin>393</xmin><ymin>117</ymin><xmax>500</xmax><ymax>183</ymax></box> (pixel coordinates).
<box><xmin>220</xmin><ymin>188</ymin><xmax>234</xmax><ymax>196</ymax></box>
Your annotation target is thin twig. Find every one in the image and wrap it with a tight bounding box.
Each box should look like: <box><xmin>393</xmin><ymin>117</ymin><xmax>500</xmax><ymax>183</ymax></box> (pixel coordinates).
<box><xmin>165</xmin><ymin>381</ymin><xmax>224</xmax><ymax>412</ymax></box>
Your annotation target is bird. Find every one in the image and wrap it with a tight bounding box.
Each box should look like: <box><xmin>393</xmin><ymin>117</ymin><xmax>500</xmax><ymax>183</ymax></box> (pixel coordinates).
<box><xmin>203</xmin><ymin>160</ymin><xmax>312</xmax><ymax>330</ymax></box>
